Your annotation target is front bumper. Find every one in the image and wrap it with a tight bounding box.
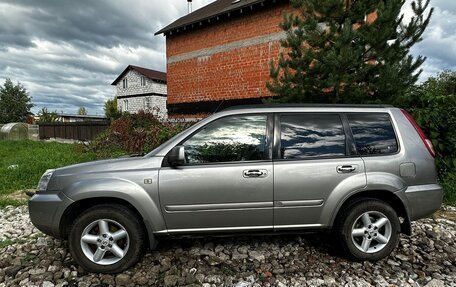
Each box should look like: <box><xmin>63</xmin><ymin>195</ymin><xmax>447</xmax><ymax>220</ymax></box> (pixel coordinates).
<box><xmin>28</xmin><ymin>192</ymin><xmax>74</xmax><ymax>238</ymax></box>
<box><xmin>405</xmin><ymin>184</ymin><xmax>443</xmax><ymax>221</ymax></box>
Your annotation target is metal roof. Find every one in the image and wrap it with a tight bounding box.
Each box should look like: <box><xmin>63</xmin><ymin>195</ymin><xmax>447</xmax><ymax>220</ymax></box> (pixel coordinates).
<box><xmin>111</xmin><ymin>65</ymin><xmax>166</xmax><ymax>85</ymax></box>
<box><xmin>155</xmin><ymin>0</ymin><xmax>280</xmax><ymax>36</ymax></box>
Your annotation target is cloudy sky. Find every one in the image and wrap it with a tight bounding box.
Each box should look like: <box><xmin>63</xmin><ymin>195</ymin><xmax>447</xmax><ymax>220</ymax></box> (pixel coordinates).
<box><xmin>0</xmin><ymin>0</ymin><xmax>454</xmax><ymax>115</ymax></box>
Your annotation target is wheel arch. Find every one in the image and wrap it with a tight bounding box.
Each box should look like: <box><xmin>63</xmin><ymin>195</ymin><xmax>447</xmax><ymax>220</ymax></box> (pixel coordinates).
<box><xmin>331</xmin><ymin>190</ymin><xmax>411</xmax><ymax>235</ymax></box>
<box><xmin>60</xmin><ymin>196</ymin><xmax>159</xmax><ymax>249</ymax></box>
<box><xmin>59</xmin><ymin>177</ymin><xmax>166</xmax><ymax>249</ymax></box>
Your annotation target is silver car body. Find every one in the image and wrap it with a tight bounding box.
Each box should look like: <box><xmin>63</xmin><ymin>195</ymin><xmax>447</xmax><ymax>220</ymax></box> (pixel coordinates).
<box><xmin>28</xmin><ymin>105</ymin><xmax>443</xmax><ymax>248</ymax></box>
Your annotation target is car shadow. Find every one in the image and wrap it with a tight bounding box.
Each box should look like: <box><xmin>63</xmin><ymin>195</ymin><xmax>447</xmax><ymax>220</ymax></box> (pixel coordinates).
<box><xmin>155</xmin><ymin>231</ymin><xmax>341</xmax><ymax>258</ymax></box>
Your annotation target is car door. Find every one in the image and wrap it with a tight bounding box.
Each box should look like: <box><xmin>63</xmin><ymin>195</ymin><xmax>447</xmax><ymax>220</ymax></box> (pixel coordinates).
<box><xmin>273</xmin><ymin>113</ymin><xmax>366</xmax><ymax>229</ymax></box>
<box><xmin>159</xmin><ymin>113</ymin><xmax>274</xmax><ymax>232</ymax></box>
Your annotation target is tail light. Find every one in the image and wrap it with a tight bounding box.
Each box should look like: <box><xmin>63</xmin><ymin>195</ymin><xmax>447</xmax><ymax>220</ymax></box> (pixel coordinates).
<box><xmin>401</xmin><ymin>109</ymin><xmax>436</xmax><ymax>157</ymax></box>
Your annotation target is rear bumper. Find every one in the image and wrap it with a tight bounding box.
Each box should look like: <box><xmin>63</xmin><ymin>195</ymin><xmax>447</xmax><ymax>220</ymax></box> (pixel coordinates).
<box><xmin>405</xmin><ymin>184</ymin><xmax>443</xmax><ymax>221</ymax></box>
<box><xmin>28</xmin><ymin>192</ymin><xmax>73</xmax><ymax>238</ymax></box>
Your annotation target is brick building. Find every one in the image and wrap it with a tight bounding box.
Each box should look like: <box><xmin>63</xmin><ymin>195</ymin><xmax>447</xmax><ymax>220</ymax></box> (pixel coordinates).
<box><xmin>156</xmin><ymin>0</ymin><xmax>295</xmax><ymax>117</ymax></box>
<box><xmin>112</xmin><ymin>65</ymin><xmax>167</xmax><ymax>118</ymax></box>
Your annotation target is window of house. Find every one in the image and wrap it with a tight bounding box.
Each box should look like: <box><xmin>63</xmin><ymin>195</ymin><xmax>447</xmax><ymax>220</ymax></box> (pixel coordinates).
<box><xmin>122</xmin><ymin>78</ymin><xmax>128</xmax><ymax>89</ymax></box>
<box><xmin>280</xmin><ymin>114</ymin><xmax>346</xmax><ymax>159</ymax></box>
<box><xmin>183</xmin><ymin>115</ymin><xmax>268</xmax><ymax>164</ymax></box>
<box><xmin>123</xmin><ymin>100</ymin><xmax>129</xmax><ymax>111</ymax></box>
<box><xmin>347</xmin><ymin>113</ymin><xmax>398</xmax><ymax>155</ymax></box>
<box><xmin>141</xmin><ymin>76</ymin><xmax>146</xmax><ymax>86</ymax></box>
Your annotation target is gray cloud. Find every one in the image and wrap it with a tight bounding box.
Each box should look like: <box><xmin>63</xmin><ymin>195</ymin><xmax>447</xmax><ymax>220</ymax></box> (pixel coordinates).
<box><xmin>0</xmin><ymin>0</ymin><xmax>213</xmax><ymax>115</ymax></box>
<box><xmin>0</xmin><ymin>0</ymin><xmax>178</xmax><ymax>49</ymax></box>
<box><xmin>0</xmin><ymin>0</ymin><xmax>453</xmax><ymax>115</ymax></box>
<box><xmin>404</xmin><ymin>0</ymin><xmax>456</xmax><ymax>80</ymax></box>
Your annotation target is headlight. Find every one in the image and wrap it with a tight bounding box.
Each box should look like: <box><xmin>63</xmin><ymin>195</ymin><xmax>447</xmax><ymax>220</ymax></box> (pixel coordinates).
<box><xmin>37</xmin><ymin>169</ymin><xmax>55</xmax><ymax>193</ymax></box>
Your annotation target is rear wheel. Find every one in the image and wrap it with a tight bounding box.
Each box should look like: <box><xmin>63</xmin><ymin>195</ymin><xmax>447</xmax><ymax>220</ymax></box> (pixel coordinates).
<box><xmin>335</xmin><ymin>199</ymin><xmax>400</xmax><ymax>261</ymax></box>
<box><xmin>69</xmin><ymin>204</ymin><xmax>145</xmax><ymax>273</ymax></box>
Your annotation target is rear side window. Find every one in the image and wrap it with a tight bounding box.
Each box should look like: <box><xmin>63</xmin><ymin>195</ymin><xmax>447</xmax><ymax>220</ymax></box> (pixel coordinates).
<box><xmin>280</xmin><ymin>114</ymin><xmax>346</xmax><ymax>159</ymax></box>
<box><xmin>347</xmin><ymin>113</ymin><xmax>398</xmax><ymax>155</ymax></box>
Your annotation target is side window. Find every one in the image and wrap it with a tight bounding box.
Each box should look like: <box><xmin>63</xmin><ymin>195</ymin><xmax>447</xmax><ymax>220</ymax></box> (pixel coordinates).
<box><xmin>280</xmin><ymin>114</ymin><xmax>346</xmax><ymax>159</ymax></box>
<box><xmin>183</xmin><ymin>115</ymin><xmax>268</xmax><ymax>164</ymax></box>
<box><xmin>347</xmin><ymin>113</ymin><xmax>398</xmax><ymax>155</ymax></box>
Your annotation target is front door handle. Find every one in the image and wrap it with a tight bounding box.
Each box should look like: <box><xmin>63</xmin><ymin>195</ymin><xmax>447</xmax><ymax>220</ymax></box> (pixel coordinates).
<box><xmin>337</xmin><ymin>165</ymin><xmax>357</xmax><ymax>173</ymax></box>
<box><xmin>243</xmin><ymin>169</ymin><xmax>267</xmax><ymax>178</ymax></box>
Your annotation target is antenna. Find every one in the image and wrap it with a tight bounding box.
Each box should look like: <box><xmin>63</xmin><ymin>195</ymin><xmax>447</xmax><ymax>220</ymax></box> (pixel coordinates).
<box><xmin>187</xmin><ymin>0</ymin><xmax>193</xmax><ymax>13</ymax></box>
<box><xmin>213</xmin><ymin>100</ymin><xmax>225</xmax><ymax>114</ymax></box>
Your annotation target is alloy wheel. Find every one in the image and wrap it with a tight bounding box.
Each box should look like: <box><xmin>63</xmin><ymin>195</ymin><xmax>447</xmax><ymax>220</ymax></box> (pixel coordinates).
<box><xmin>80</xmin><ymin>219</ymin><xmax>130</xmax><ymax>265</ymax></box>
<box><xmin>351</xmin><ymin>211</ymin><xmax>392</xmax><ymax>253</ymax></box>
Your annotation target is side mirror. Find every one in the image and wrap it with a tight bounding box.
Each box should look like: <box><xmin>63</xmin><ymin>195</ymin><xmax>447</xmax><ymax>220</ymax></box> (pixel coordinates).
<box><xmin>168</xmin><ymin>145</ymin><xmax>186</xmax><ymax>166</ymax></box>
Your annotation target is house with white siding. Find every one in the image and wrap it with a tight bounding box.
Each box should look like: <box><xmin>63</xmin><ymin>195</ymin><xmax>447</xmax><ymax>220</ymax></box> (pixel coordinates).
<box><xmin>111</xmin><ymin>65</ymin><xmax>167</xmax><ymax>118</ymax></box>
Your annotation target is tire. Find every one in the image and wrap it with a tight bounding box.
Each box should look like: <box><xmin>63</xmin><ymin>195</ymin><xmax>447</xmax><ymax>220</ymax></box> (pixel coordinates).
<box><xmin>68</xmin><ymin>204</ymin><xmax>146</xmax><ymax>273</ymax></box>
<box><xmin>334</xmin><ymin>199</ymin><xmax>400</xmax><ymax>261</ymax></box>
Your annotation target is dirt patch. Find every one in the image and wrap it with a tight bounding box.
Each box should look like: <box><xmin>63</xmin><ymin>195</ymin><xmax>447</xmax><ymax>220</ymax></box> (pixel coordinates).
<box><xmin>0</xmin><ymin>189</ymin><xmax>32</xmax><ymax>203</ymax></box>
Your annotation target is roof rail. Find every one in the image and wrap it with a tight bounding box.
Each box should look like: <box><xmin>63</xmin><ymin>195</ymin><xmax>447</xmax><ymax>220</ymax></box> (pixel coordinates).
<box><xmin>223</xmin><ymin>103</ymin><xmax>394</xmax><ymax>111</ymax></box>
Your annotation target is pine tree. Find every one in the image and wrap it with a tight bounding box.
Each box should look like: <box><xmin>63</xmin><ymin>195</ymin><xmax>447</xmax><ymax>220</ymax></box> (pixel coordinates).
<box><xmin>267</xmin><ymin>0</ymin><xmax>433</xmax><ymax>104</ymax></box>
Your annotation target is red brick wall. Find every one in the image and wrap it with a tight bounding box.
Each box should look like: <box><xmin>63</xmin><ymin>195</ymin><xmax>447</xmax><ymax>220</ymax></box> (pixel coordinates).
<box><xmin>167</xmin><ymin>41</ymin><xmax>282</xmax><ymax>104</ymax></box>
<box><xmin>167</xmin><ymin>3</ymin><xmax>292</xmax><ymax>57</ymax></box>
<box><xmin>166</xmin><ymin>3</ymin><xmax>297</xmax><ymax>105</ymax></box>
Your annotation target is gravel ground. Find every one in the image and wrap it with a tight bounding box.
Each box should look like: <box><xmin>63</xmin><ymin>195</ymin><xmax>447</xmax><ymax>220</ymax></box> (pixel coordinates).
<box><xmin>0</xmin><ymin>205</ymin><xmax>455</xmax><ymax>287</ymax></box>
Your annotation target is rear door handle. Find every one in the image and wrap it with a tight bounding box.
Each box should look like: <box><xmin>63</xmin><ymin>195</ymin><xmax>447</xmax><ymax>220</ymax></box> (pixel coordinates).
<box><xmin>243</xmin><ymin>169</ymin><xmax>267</xmax><ymax>178</ymax></box>
<box><xmin>337</xmin><ymin>165</ymin><xmax>357</xmax><ymax>173</ymax></box>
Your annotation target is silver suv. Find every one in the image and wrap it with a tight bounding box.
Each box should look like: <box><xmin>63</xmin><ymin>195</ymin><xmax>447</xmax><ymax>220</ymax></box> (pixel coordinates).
<box><xmin>29</xmin><ymin>105</ymin><xmax>443</xmax><ymax>273</ymax></box>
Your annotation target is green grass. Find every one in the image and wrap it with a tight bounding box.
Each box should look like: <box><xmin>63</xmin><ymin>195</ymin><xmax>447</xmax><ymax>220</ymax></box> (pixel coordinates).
<box><xmin>0</xmin><ymin>140</ymin><xmax>96</xmax><ymax>196</ymax></box>
<box><xmin>0</xmin><ymin>198</ymin><xmax>26</xmax><ymax>208</ymax></box>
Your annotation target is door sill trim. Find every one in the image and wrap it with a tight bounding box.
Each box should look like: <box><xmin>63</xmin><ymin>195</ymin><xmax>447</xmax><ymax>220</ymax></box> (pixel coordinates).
<box><xmin>155</xmin><ymin>224</ymin><xmax>325</xmax><ymax>234</ymax></box>
<box><xmin>274</xmin><ymin>223</ymin><xmax>323</xmax><ymax>230</ymax></box>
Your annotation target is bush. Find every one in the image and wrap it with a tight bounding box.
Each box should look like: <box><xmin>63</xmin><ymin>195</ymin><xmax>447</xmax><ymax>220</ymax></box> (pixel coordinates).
<box><xmin>440</xmin><ymin>173</ymin><xmax>456</xmax><ymax>206</ymax></box>
<box><xmin>397</xmin><ymin>71</ymin><xmax>456</xmax><ymax>174</ymax></box>
<box><xmin>396</xmin><ymin>71</ymin><xmax>456</xmax><ymax>205</ymax></box>
<box><xmin>88</xmin><ymin>111</ymin><xmax>192</xmax><ymax>158</ymax></box>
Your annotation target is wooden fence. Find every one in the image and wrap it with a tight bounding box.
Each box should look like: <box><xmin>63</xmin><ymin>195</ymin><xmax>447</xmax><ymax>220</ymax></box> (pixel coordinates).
<box><xmin>39</xmin><ymin>121</ymin><xmax>110</xmax><ymax>141</ymax></box>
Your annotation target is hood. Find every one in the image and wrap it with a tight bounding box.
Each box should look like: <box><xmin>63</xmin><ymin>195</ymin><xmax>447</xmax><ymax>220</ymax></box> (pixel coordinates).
<box><xmin>52</xmin><ymin>156</ymin><xmax>163</xmax><ymax>176</ymax></box>
<box><xmin>45</xmin><ymin>156</ymin><xmax>164</xmax><ymax>192</ymax></box>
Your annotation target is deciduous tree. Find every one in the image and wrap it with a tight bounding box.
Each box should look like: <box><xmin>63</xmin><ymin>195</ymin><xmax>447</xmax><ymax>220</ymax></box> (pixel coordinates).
<box><xmin>37</xmin><ymin>107</ymin><xmax>58</xmax><ymax>123</ymax></box>
<box><xmin>0</xmin><ymin>79</ymin><xmax>33</xmax><ymax>123</ymax></box>
<box><xmin>78</xmin><ymin>106</ymin><xmax>88</xmax><ymax>115</ymax></box>
<box><xmin>104</xmin><ymin>97</ymin><xmax>122</xmax><ymax>120</ymax></box>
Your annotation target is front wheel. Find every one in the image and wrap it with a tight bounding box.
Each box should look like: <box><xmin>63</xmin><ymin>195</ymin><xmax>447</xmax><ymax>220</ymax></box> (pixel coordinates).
<box><xmin>69</xmin><ymin>204</ymin><xmax>146</xmax><ymax>273</ymax></box>
<box><xmin>335</xmin><ymin>199</ymin><xmax>400</xmax><ymax>261</ymax></box>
